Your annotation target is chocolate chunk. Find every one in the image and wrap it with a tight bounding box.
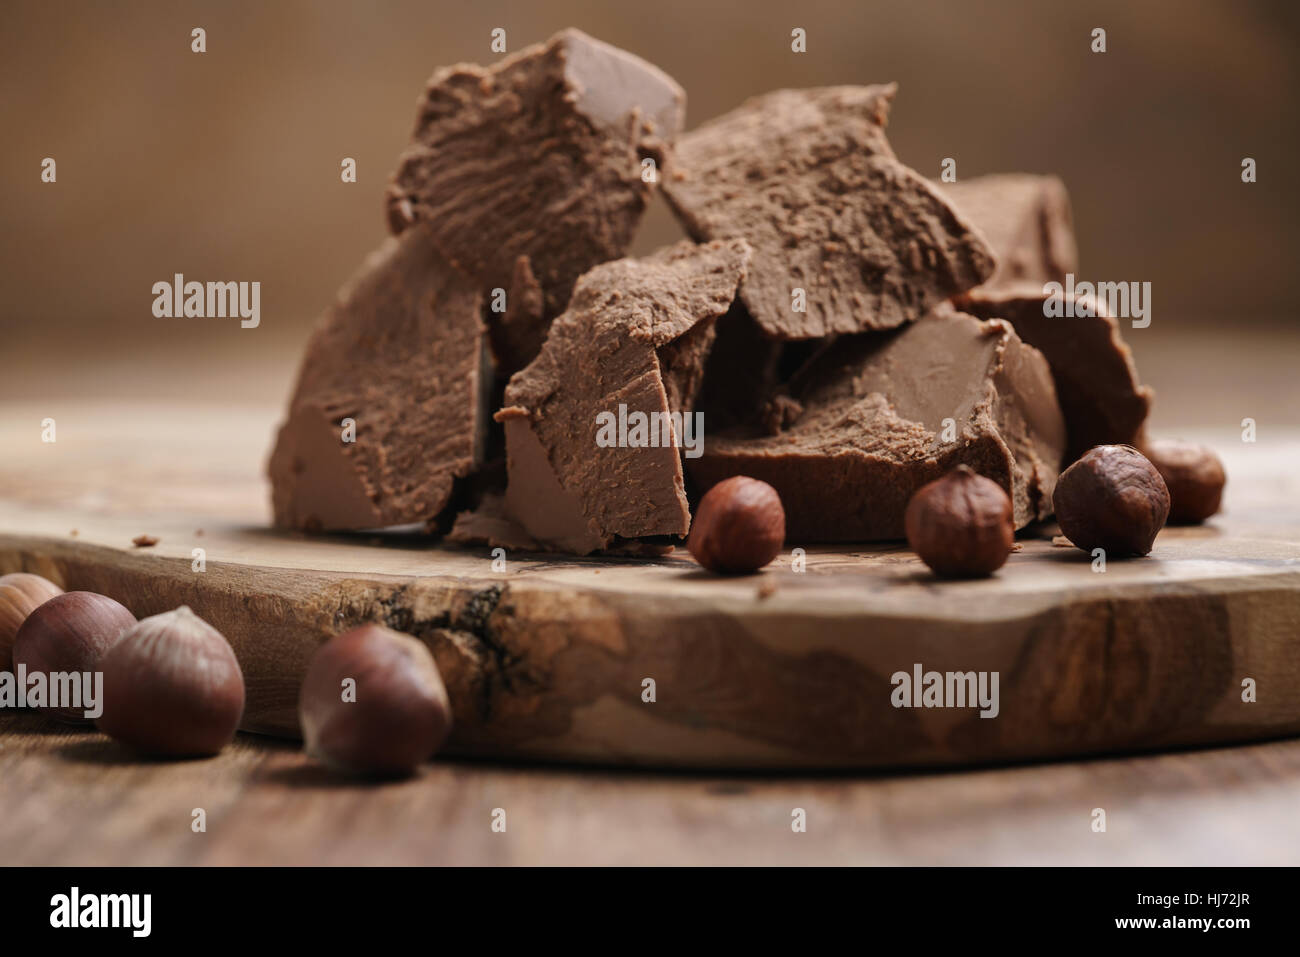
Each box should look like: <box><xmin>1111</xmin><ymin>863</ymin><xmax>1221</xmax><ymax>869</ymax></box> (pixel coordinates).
<box><xmin>687</xmin><ymin>305</ymin><xmax>1066</xmax><ymax>541</ymax></box>
<box><xmin>939</xmin><ymin>174</ymin><xmax>1078</xmax><ymax>289</ymax></box>
<box><xmin>498</xmin><ymin>239</ymin><xmax>751</xmax><ymax>554</ymax></box>
<box><xmin>662</xmin><ymin>86</ymin><xmax>994</xmax><ymax>339</ymax></box>
<box><xmin>386</xmin><ymin>28</ymin><xmax>685</xmax><ymax>314</ymax></box>
<box><xmin>955</xmin><ymin>284</ymin><xmax>1152</xmax><ymax>462</ymax></box>
<box><xmin>269</xmin><ymin>226</ymin><xmax>488</xmax><ymax>530</ymax></box>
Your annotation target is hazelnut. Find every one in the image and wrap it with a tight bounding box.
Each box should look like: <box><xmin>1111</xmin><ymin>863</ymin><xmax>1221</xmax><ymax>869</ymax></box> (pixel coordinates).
<box><xmin>1053</xmin><ymin>444</ymin><xmax>1170</xmax><ymax>556</ymax></box>
<box><xmin>12</xmin><ymin>591</ymin><xmax>135</xmax><ymax>723</ymax></box>
<box><xmin>688</xmin><ymin>476</ymin><xmax>786</xmax><ymax>574</ymax></box>
<box><xmin>1141</xmin><ymin>439</ymin><xmax>1226</xmax><ymax>524</ymax></box>
<box><xmin>904</xmin><ymin>465</ymin><xmax>1014</xmax><ymax>578</ymax></box>
<box><xmin>299</xmin><ymin>623</ymin><xmax>452</xmax><ymax>776</ymax></box>
<box><xmin>0</xmin><ymin>573</ymin><xmax>64</xmax><ymax>671</ymax></box>
<box><xmin>98</xmin><ymin>606</ymin><xmax>245</xmax><ymax>756</ymax></box>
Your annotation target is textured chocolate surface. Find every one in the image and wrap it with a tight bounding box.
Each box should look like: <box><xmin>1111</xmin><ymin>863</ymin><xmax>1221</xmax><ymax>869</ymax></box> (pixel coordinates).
<box><xmin>269</xmin><ymin>226</ymin><xmax>487</xmax><ymax>531</ymax></box>
<box><xmin>387</xmin><ymin>28</ymin><xmax>685</xmax><ymax>314</ymax></box>
<box><xmin>498</xmin><ymin>239</ymin><xmax>751</xmax><ymax>554</ymax></box>
<box><xmin>662</xmin><ymin>86</ymin><xmax>994</xmax><ymax>339</ymax></box>
<box><xmin>939</xmin><ymin>174</ymin><xmax>1078</xmax><ymax>290</ymax></box>
<box><xmin>955</xmin><ymin>284</ymin><xmax>1152</xmax><ymax>462</ymax></box>
<box><xmin>687</xmin><ymin>305</ymin><xmax>1066</xmax><ymax>541</ymax></box>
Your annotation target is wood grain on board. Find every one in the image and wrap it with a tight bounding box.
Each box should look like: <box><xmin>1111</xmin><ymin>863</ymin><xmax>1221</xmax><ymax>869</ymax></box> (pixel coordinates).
<box><xmin>1</xmin><ymin>403</ymin><xmax>1298</xmax><ymax>769</ymax></box>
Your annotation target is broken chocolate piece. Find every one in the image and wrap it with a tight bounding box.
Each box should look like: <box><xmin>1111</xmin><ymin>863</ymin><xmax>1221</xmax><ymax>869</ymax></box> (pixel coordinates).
<box><xmin>662</xmin><ymin>86</ymin><xmax>994</xmax><ymax>339</ymax></box>
<box><xmin>269</xmin><ymin>225</ymin><xmax>488</xmax><ymax>530</ymax></box>
<box><xmin>387</xmin><ymin>28</ymin><xmax>686</xmax><ymax>313</ymax></box>
<box><xmin>498</xmin><ymin>239</ymin><xmax>751</xmax><ymax>554</ymax></box>
<box><xmin>955</xmin><ymin>284</ymin><xmax>1152</xmax><ymax>462</ymax></box>
<box><xmin>448</xmin><ymin>493</ymin><xmax>542</xmax><ymax>552</ymax></box>
<box><xmin>687</xmin><ymin>304</ymin><xmax>1066</xmax><ymax>541</ymax></box>
<box><xmin>939</xmin><ymin>174</ymin><xmax>1078</xmax><ymax>289</ymax></box>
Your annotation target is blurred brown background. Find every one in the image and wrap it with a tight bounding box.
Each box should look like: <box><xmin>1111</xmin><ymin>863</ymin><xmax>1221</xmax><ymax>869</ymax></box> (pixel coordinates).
<box><xmin>1</xmin><ymin>0</ymin><xmax>1297</xmax><ymax>426</ymax></box>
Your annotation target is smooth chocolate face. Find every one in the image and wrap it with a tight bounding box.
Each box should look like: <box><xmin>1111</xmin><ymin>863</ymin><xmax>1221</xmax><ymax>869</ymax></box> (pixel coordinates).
<box><xmin>688</xmin><ymin>305</ymin><xmax>1066</xmax><ymax>541</ymax></box>
<box><xmin>268</xmin><ymin>225</ymin><xmax>487</xmax><ymax>531</ymax></box>
<box><xmin>497</xmin><ymin>239</ymin><xmax>751</xmax><ymax>554</ymax></box>
<box><xmin>386</xmin><ymin>28</ymin><xmax>686</xmax><ymax>316</ymax></box>
<box><xmin>662</xmin><ymin>86</ymin><xmax>994</xmax><ymax>340</ymax></box>
<box><xmin>940</xmin><ymin>174</ymin><xmax>1078</xmax><ymax>290</ymax></box>
<box><xmin>560</xmin><ymin>31</ymin><xmax>685</xmax><ymax>138</ymax></box>
<box><xmin>955</xmin><ymin>285</ymin><xmax>1152</xmax><ymax>462</ymax></box>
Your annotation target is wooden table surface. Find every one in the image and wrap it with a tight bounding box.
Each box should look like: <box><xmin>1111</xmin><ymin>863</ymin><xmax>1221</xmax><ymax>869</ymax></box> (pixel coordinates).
<box><xmin>4</xmin><ymin>711</ymin><xmax>1299</xmax><ymax>865</ymax></box>
<box><xmin>2</xmin><ymin>337</ymin><xmax>1299</xmax><ymax>865</ymax></box>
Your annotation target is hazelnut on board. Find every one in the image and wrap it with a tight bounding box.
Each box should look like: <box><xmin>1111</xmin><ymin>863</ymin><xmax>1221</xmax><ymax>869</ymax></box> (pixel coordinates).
<box><xmin>688</xmin><ymin>476</ymin><xmax>786</xmax><ymax>574</ymax></box>
<box><xmin>904</xmin><ymin>465</ymin><xmax>1015</xmax><ymax>578</ymax></box>
<box><xmin>1053</xmin><ymin>444</ymin><xmax>1170</xmax><ymax>556</ymax></box>
<box><xmin>1141</xmin><ymin>439</ymin><xmax>1226</xmax><ymax>524</ymax></box>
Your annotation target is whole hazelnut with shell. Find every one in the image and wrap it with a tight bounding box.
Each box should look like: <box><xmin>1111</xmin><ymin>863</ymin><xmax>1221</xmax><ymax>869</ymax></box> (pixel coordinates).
<box><xmin>1053</xmin><ymin>444</ymin><xmax>1170</xmax><ymax>556</ymax></box>
<box><xmin>688</xmin><ymin>476</ymin><xmax>786</xmax><ymax>574</ymax></box>
<box><xmin>299</xmin><ymin>623</ymin><xmax>453</xmax><ymax>776</ymax></box>
<box><xmin>904</xmin><ymin>465</ymin><xmax>1015</xmax><ymax>578</ymax></box>
<box><xmin>0</xmin><ymin>573</ymin><xmax>64</xmax><ymax>670</ymax></box>
<box><xmin>98</xmin><ymin>606</ymin><xmax>246</xmax><ymax>756</ymax></box>
<box><xmin>1141</xmin><ymin>439</ymin><xmax>1225</xmax><ymax>525</ymax></box>
<box><xmin>13</xmin><ymin>591</ymin><xmax>136</xmax><ymax>723</ymax></box>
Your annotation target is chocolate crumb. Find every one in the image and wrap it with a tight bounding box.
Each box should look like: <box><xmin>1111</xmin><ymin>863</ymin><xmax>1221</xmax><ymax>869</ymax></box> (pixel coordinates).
<box><xmin>132</xmin><ymin>535</ymin><xmax>159</xmax><ymax>548</ymax></box>
<box><xmin>760</xmin><ymin>394</ymin><xmax>804</xmax><ymax>436</ymax></box>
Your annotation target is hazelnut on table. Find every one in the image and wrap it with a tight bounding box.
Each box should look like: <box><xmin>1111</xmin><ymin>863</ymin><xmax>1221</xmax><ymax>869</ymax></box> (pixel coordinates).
<box><xmin>98</xmin><ymin>607</ymin><xmax>246</xmax><ymax>757</ymax></box>
<box><xmin>299</xmin><ymin>623</ymin><xmax>453</xmax><ymax>776</ymax></box>
<box><xmin>0</xmin><ymin>572</ymin><xmax>64</xmax><ymax>670</ymax></box>
<box><xmin>13</xmin><ymin>591</ymin><xmax>136</xmax><ymax>723</ymax></box>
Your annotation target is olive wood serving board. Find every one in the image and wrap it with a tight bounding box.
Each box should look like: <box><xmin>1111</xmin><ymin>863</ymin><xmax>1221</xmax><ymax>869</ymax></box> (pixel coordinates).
<box><xmin>1</xmin><ymin>403</ymin><xmax>1298</xmax><ymax>769</ymax></box>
